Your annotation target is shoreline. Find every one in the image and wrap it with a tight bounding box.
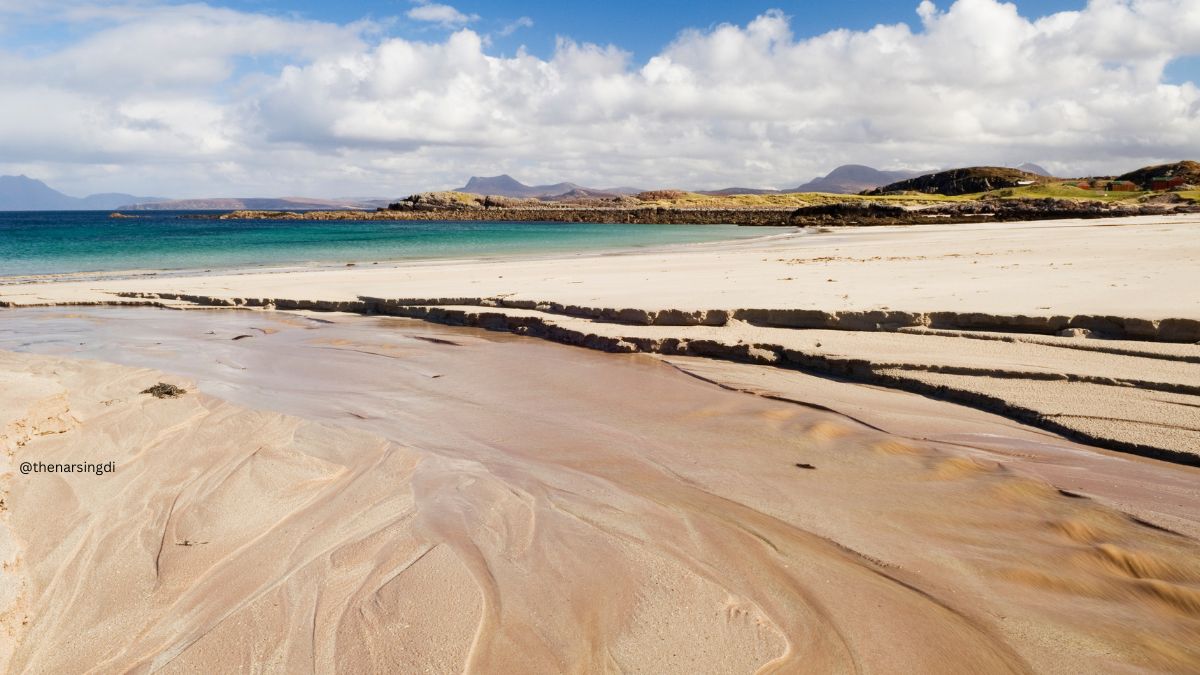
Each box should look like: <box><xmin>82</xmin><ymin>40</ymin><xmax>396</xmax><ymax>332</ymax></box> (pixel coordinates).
<box><xmin>4</xmin><ymin>216</ymin><xmax>1197</xmax><ymax>317</ymax></box>
<box><xmin>1</xmin><ymin>214</ymin><xmax>1197</xmax><ymax>462</ymax></box>
<box><xmin>0</xmin><ymin>219</ymin><xmax>777</xmax><ymax>284</ymax></box>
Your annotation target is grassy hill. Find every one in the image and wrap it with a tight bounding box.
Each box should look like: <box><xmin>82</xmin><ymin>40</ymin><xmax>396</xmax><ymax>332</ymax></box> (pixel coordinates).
<box><xmin>1116</xmin><ymin>161</ymin><xmax>1200</xmax><ymax>190</ymax></box>
<box><xmin>864</xmin><ymin>167</ymin><xmax>1050</xmax><ymax>196</ymax></box>
<box><xmin>413</xmin><ymin>162</ymin><xmax>1200</xmax><ymax>212</ymax></box>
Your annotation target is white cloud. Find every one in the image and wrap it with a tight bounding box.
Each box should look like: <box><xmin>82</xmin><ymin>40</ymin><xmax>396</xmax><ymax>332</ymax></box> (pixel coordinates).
<box><xmin>1</xmin><ymin>0</ymin><xmax>1199</xmax><ymax>197</ymax></box>
<box><xmin>498</xmin><ymin>16</ymin><xmax>534</xmax><ymax>37</ymax></box>
<box><xmin>406</xmin><ymin>2</ymin><xmax>479</xmax><ymax>28</ymax></box>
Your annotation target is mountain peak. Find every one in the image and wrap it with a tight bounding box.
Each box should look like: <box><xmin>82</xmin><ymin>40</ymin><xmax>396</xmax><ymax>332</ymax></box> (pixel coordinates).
<box><xmin>0</xmin><ymin>175</ymin><xmax>163</xmax><ymax>211</ymax></box>
<box><xmin>456</xmin><ymin>175</ymin><xmax>634</xmax><ymax>199</ymax></box>
<box><xmin>794</xmin><ymin>165</ymin><xmax>930</xmax><ymax>194</ymax></box>
<box><xmin>2</xmin><ymin>174</ymin><xmax>44</xmax><ymax>185</ymax></box>
<box><xmin>1016</xmin><ymin>162</ymin><xmax>1051</xmax><ymax>177</ymax></box>
<box><xmin>463</xmin><ymin>175</ymin><xmax>526</xmax><ymax>191</ymax></box>
<box><xmin>0</xmin><ymin>175</ymin><xmax>72</xmax><ymax>210</ymax></box>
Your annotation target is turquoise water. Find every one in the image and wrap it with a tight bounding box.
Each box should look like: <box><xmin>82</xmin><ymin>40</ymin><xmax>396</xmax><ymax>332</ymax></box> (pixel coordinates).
<box><xmin>0</xmin><ymin>211</ymin><xmax>761</xmax><ymax>277</ymax></box>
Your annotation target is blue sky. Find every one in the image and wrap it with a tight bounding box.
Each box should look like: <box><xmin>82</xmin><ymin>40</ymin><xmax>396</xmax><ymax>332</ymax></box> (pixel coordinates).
<box><xmin>222</xmin><ymin>0</ymin><xmax>1092</xmax><ymax>58</ymax></box>
<box><xmin>9</xmin><ymin>0</ymin><xmax>1183</xmax><ymax>73</ymax></box>
<box><xmin>23</xmin><ymin>1</ymin><xmax>1125</xmax><ymax>64</ymax></box>
<box><xmin>1</xmin><ymin>0</ymin><xmax>1197</xmax><ymax>197</ymax></box>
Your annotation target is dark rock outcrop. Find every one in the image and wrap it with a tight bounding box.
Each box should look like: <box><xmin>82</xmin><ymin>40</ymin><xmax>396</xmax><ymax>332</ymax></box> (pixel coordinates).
<box><xmin>1117</xmin><ymin>161</ymin><xmax>1200</xmax><ymax>190</ymax></box>
<box><xmin>865</xmin><ymin>167</ymin><xmax>1048</xmax><ymax>196</ymax></box>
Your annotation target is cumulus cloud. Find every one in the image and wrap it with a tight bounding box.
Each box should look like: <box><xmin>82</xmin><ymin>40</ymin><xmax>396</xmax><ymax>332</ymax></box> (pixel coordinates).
<box><xmin>1</xmin><ymin>0</ymin><xmax>1198</xmax><ymax>197</ymax></box>
<box><xmin>406</xmin><ymin>2</ymin><xmax>479</xmax><ymax>28</ymax></box>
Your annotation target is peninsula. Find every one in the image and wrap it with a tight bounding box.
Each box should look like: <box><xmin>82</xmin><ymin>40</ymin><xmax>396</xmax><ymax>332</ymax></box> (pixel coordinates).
<box><xmin>213</xmin><ymin>162</ymin><xmax>1200</xmax><ymax>225</ymax></box>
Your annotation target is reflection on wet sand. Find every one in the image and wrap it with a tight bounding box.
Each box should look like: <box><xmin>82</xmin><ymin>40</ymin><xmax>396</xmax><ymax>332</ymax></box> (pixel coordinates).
<box><xmin>1</xmin><ymin>307</ymin><xmax>1198</xmax><ymax>673</ymax></box>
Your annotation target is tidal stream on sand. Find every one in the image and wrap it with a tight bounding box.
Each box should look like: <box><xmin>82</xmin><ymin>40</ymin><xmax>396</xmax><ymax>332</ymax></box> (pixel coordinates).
<box><xmin>1</xmin><ymin>307</ymin><xmax>1198</xmax><ymax>673</ymax></box>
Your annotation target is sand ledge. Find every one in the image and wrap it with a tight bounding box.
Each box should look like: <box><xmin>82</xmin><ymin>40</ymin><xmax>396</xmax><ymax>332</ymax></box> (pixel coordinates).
<box><xmin>100</xmin><ymin>291</ymin><xmax>1200</xmax><ymax>343</ymax></box>
<box><xmin>22</xmin><ymin>291</ymin><xmax>1185</xmax><ymax>464</ymax></box>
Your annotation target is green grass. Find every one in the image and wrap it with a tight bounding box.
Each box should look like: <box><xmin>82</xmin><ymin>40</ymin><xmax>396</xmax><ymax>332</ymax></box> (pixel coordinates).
<box><xmin>666</xmin><ymin>183</ymin><xmax>1157</xmax><ymax>208</ymax></box>
<box><xmin>422</xmin><ymin>191</ymin><xmax>493</xmax><ymax>205</ymax></box>
<box><xmin>788</xmin><ymin>191</ymin><xmax>963</xmax><ymax>204</ymax></box>
<box><xmin>960</xmin><ymin>182</ymin><xmax>1148</xmax><ymax>202</ymax></box>
<box><xmin>630</xmin><ymin>191</ymin><xmax>962</xmax><ymax>209</ymax></box>
<box><xmin>453</xmin><ymin>182</ymin><xmax>1184</xmax><ymax>210</ymax></box>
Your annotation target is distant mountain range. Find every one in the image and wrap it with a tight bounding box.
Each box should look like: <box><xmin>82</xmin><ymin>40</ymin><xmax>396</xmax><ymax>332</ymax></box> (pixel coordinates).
<box><xmin>0</xmin><ymin>175</ymin><xmax>164</xmax><ymax>211</ymax></box>
<box><xmin>456</xmin><ymin>168</ymin><xmax>935</xmax><ymax>199</ymax></box>
<box><xmin>120</xmin><ymin>197</ymin><xmax>373</xmax><ymax>211</ymax></box>
<box><xmin>457</xmin><ymin>175</ymin><xmax>642</xmax><ymax>199</ymax></box>
<box><xmin>0</xmin><ymin>175</ymin><xmax>386</xmax><ymax>211</ymax></box>
<box><xmin>694</xmin><ymin>187</ymin><xmax>782</xmax><ymax>196</ymax></box>
<box><xmin>3</xmin><ymin>161</ymin><xmax>1128</xmax><ymax>213</ymax></box>
<box><xmin>693</xmin><ymin>165</ymin><xmax>934</xmax><ymax>195</ymax></box>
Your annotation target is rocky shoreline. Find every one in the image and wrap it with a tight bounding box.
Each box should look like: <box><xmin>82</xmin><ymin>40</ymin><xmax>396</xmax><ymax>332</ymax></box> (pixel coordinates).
<box><xmin>215</xmin><ymin>197</ymin><xmax>1200</xmax><ymax>226</ymax></box>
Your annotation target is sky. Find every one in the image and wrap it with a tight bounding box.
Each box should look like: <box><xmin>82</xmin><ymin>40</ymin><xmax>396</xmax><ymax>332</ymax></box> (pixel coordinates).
<box><xmin>1</xmin><ymin>0</ymin><xmax>1198</xmax><ymax>198</ymax></box>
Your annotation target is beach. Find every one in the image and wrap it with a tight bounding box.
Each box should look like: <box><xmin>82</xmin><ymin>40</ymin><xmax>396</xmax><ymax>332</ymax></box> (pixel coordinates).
<box><xmin>4</xmin><ymin>215</ymin><xmax>1197</xmax><ymax>319</ymax></box>
<box><xmin>4</xmin><ymin>214</ymin><xmax>1199</xmax><ymax>458</ymax></box>
<box><xmin>2</xmin><ymin>214</ymin><xmax>1200</xmax><ymax>672</ymax></box>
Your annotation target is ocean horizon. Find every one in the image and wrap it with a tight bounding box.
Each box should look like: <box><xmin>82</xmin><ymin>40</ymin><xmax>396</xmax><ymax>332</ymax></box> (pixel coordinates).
<box><xmin>0</xmin><ymin>211</ymin><xmax>760</xmax><ymax>277</ymax></box>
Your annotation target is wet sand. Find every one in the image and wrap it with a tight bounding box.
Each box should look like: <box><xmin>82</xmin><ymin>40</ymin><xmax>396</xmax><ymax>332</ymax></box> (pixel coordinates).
<box><xmin>3</xmin><ymin>215</ymin><xmax>1198</xmax><ymax>461</ymax></box>
<box><xmin>2</xmin><ymin>308</ymin><xmax>1199</xmax><ymax>672</ymax></box>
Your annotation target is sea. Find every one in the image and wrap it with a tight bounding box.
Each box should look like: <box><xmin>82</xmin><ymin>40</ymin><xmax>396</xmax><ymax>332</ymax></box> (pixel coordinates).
<box><xmin>0</xmin><ymin>211</ymin><xmax>761</xmax><ymax>277</ymax></box>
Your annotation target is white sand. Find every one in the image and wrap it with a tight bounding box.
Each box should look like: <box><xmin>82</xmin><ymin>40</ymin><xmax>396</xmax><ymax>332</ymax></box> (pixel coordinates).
<box><xmin>1</xmin><ymin>215</ymin><xmax>1198</xmax><ymax>319</ymax></box>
